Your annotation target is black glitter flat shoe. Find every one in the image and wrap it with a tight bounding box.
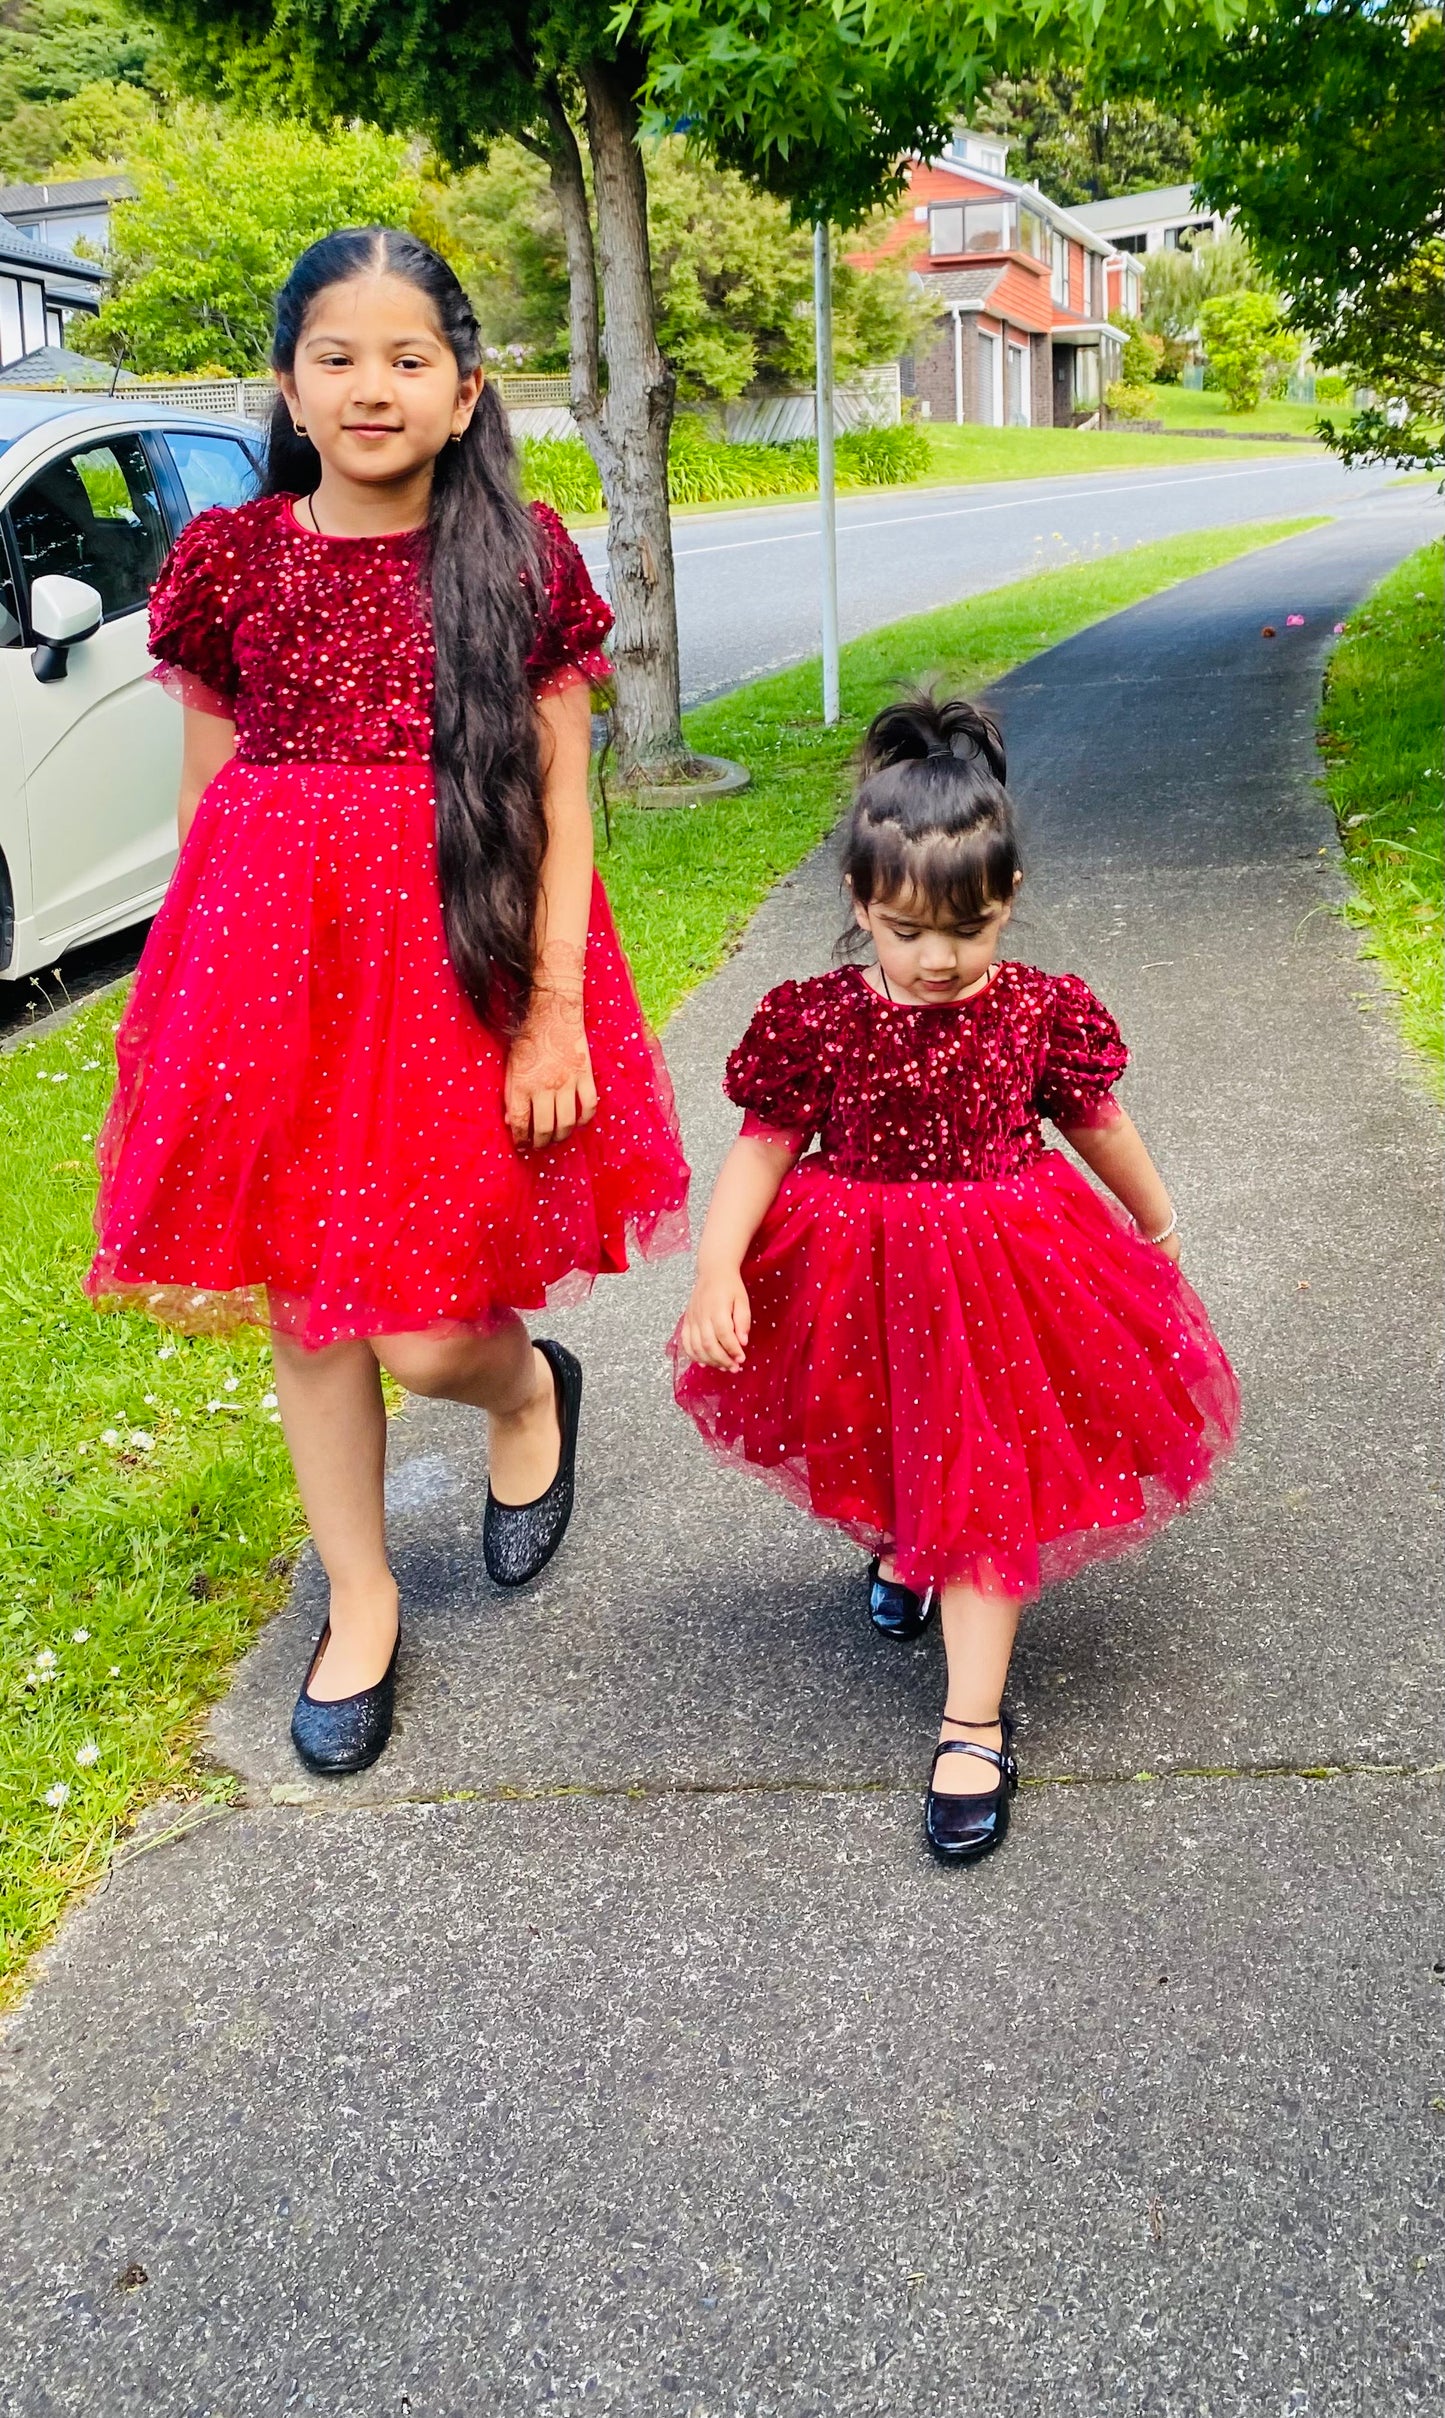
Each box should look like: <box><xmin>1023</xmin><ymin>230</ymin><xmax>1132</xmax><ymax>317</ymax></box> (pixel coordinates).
<box><xmin>483</xmin><ymin>1339</ymin><xmax>582</xmax><ymax>1588</ymax></box>
<box><xmin>290</xmin><ymin>1621</ymin><xmax>399</xmax><ymax>1776</ymax></box>
<box><xmin>924</xmin><ymin>1713</ymin><xmax>1018</xmax><ymax>1866</ymax></box>
<box><xmin>866</xmin><ymin>1556</ymin><xmax>938</xmax><ymax>1642</ymax></box>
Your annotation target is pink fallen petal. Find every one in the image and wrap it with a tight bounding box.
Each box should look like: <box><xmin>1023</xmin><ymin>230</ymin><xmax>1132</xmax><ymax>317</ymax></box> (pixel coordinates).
<box><xmin>1285</xmin><ymin>614</ymin><xmax>1306</xmax><ymax>626</ymax></box>
<box><xmin>1333</xmin><ymin>622</ymin><xmax>1345</xmax><ymax>634</ymax></box>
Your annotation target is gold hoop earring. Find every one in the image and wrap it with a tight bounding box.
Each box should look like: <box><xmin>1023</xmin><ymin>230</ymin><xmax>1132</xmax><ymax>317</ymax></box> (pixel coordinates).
<box><xmin>293</xmin><ymin>421</ymin><xmax>307</xmax><ymax>435</ymax></box>
<box><xmin>450</xmin><ymin>430</ymin><xmax>463</xmax><ymax>444</ymax></box>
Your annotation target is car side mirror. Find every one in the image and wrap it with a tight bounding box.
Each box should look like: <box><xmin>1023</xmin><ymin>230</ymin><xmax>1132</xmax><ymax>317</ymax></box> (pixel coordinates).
<box><xmin>31</xmin><ymin>574</ymin><xmax>103</xmax><ymax>683</ymax></box>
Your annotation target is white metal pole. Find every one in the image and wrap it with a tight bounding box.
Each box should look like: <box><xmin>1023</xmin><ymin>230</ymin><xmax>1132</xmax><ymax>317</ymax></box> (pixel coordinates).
<box><xmin>813</xmin><ymin>220</ymin><xmax>840</xmax><ymax>727</ymax></box>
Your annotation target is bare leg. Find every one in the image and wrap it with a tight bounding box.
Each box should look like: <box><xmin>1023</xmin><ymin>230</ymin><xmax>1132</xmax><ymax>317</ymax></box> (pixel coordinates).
<box><xmin>934</xmin><ymin>1582</ymin><xmax>1023</xmax><ymax>1796</ymax></box>
<box><xmin>271</xmin><ymin>1333</ymin><xmax>398</xmax><ymax>1700</ymax></box>
<box><xmin>371</xmin><ymin>1318</ymin><xmax>562</xmax><ymax>1505</ymax></box>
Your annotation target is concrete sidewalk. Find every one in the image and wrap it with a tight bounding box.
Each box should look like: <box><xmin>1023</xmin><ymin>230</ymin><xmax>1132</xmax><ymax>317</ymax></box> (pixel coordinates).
<box><xmin>2</xmin><ymin>492</ymin><xmax>1440</xmax><ymax>2417</ymax></box>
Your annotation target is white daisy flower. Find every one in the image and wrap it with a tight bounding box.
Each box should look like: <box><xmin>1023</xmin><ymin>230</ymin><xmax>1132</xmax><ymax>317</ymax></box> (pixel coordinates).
<box><xmin>223</xmin><ymin>1375</ymin><xmax>240</xmax><ymax>1392</ymax></box>
<box><xmin>43</xmin><ymin>1782</ymin><xmax>70</xmax><ymax>1809</ymax></box>
<box><xmin>71</xmin><ymin>1628</ymin><xmax>90</xmax><ymax>1643</ymax></box>
<box><xmin>34</xmin><ymin>1649</ymin><xmax>57</xmax><ymax>1673</ymax></box>
<box><xmin>260</xmin><ymin>1391</ymin><xmax>278</xmax><ymax>1410</ymax></box>
<box><xmin>128</xmin><ymin>1430</ymin><xmax>155</xmax><ymax>1452</ymax></box>
<box><xmin>75</xmin><ymin>1741</ymin><xmax>99</xmax><ymax>1768</ymax></box>
<box><xmin>157</xmin><ymin>1345</ymin><xmax>177</xmax><ymax>1361</ymax></box>
<box><xmin>100</xmin><ymin>1428</ymin><xmax>120</xmax><ymax>1447</ymax></box>
<box><xmin>109</xmin><ymin>1665</ymin><xmax>121</xmax><ymax>1677</ymax></box>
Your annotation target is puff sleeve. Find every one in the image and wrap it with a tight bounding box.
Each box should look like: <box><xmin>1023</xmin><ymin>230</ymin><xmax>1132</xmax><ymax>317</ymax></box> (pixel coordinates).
<box><xmin>147</xmin><ymin>507</ymin><xmax>239</xmax><ymax>717</ymax></box>
<box><xmin>525</xmin><ymin>500</ymin><xmax>614</xmax><ymax>696</ymax></box>
<box><xmin>723</xmin><ymin>980</ymin><xmax>836</xmax><ymax>1151</ymax></box>
<box><xmin>1035</xmin><ymin>973</ymin><xmax>1129</xmax><ymax>1129</ymax></box>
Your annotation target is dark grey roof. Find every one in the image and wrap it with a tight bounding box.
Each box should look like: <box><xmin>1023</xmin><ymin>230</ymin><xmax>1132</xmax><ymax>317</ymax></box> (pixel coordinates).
<box><xmin>0</xmin><ymin>174</ymin><xmax>133</xmax><ymax>215</ymax></box>
<box><xmin>0</xmin><ymin>213</ymin><xmax>106</xmax><ymax>284</ymax></box>
<box><xmin>914</xmin><ymin>266</ymin><xmax>1005</xmax><ymax>308</ymax></box>
<box><xmin>0</xmin><ymin>344</ymin><xmax>134</xmax><ymax>389</ymax></box>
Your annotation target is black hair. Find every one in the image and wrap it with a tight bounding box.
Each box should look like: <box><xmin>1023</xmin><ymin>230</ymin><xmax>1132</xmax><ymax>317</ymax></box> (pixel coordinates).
<box><xmin>840</xmin><ymin>689</ymin><xmax>1020</xmax><ymax>938</ymax></box>
<box><xmin>265</xmin><ymin>227</ymin><xmax>545</xmax><ymax>1033</ymax></box>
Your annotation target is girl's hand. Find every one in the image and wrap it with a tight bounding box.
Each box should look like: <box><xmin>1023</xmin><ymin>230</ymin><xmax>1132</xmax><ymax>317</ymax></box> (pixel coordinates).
<box><xmin>1153</xmin><ymin>1229</ymin><xmax>1183</xmax><ymax>1266</ymax></box>
<box><xmin>680</xmin><ymin>1270</ymin><xmax>752</xmax><ymax>1371</ymax></box>
<box><xmin>505</xmin><ymin>979</ymin><xmax>599</xmax><ymax>1151</ymax></box>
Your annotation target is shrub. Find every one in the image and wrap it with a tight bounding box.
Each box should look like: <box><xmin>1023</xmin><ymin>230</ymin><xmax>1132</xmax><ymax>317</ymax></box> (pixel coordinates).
<box><xmin>1112</xmin><ymin>318</ymin><xmax>1165</xmax><ymax>386</ymax></box>
<box><xmin>519</xmin><ymin>436</ymin><xmax>603</xmax><ymax>515</ymax></box>
<box><xmin>1314</xmin><ymin>371</ymin><xmax>1353</xmax><ymax>403</ymax></box>
<box><xmin>520</xmin><ymin>418</ymin><xmax>932</xmax><ymax>515</ymax></box>
<box><xmin>1197</xmin><ymin>290</ymin><xmax>1288</xmax><ymax>412</ymax></box>
<box><xmin>1104</xmin><ymin>382</ymin><xmax>1154</xmax><ymax>422</ymax></box>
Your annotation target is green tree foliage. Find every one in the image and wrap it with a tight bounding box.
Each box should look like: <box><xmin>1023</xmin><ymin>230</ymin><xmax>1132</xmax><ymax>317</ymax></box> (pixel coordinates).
<box><xmin>1170</xmin><ymin>0</ymin><xmax>1444</xmax><ymax>464</ymax></box>
<box><xmin>0</xmin><ymin>0</ymin><xmax>166</xmax><ymax>180</ymax></box>
<box><xmin>623</xmin><ymin>0</ymin><xmax>1240</xmax><ymax>224</ymax></box>
<box><xmin>73</xmin><ymin>107</ymin><xmax>425</xmax><ymax>372</ymax></box>
<box><xmin>977</xmin><ymin>71</ymin><xmax>1196</xmax><ymax>208</ymax></box>
<box><xmin>1196</xmin><ymin>288</ymin><xmax>1284</xmax><ymax>410</ymax></box>
<box><xmin>1111</xmin><ymin>316</ymin><xmax>1165</xmax><ymax>385</ymax></box>
<box><xmin>1139</xmin><ymin>228</ymin><xmax>1270</xmax><ymax>373</ymax></box>
<box><xmin>435</xmin><ymin>136</ymin><xmax>929</xmax><ymax>398</ymax></box>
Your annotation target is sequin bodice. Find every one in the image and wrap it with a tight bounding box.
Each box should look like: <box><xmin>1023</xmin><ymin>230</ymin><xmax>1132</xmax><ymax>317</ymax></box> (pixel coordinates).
<box><xmin>147</xmin><ymin>493</ymin><xmax>613</xmax><ymax>765</ymax></box>
<box><xmin>724</xmin><ymin>962</ymin><xmax>1128</xmax><ymax>1182</ymax></box>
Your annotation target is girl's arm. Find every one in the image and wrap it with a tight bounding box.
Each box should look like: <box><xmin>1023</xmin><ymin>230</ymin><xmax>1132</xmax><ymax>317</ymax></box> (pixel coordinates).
<box><xmin>1057</xmin><ymin>1109</ymin><xmax>1182</xmax><ymax>1262</ymax></box>
<box><xmin>681</xmin><ymin>1133</ymin><xmax>798</xmax><ymax>1370</ymax></box>
<box><xmin>177</xmin><ymin>707</ymin><xmax>237</xmax><ymax>846</ymax></box>
<box><xmin>506</xmin><ymin>678</ymin><xmax>597</xmax><ymax>1152</ymax></box>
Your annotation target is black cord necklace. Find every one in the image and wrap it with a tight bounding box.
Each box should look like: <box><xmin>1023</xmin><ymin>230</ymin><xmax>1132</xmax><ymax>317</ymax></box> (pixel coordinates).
<box><xmin>305</xmin><ymin>490</ymin><xmax>324</xmax><ymax>536</ymax></box>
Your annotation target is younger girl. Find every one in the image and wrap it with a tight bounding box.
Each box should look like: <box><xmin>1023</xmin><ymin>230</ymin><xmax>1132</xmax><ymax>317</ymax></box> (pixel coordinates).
<box><xmin>88</xmin><ymin>229</ymin><xmax>688</xmax><ymax>1774</ymax></box>
<box><xmin>674</xmin><ymin>694</ymin><xmax>1238</xmax><ymax>1863</ymax></box>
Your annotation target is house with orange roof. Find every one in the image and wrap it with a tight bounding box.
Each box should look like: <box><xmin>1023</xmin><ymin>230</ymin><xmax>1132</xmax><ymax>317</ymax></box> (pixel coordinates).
<box><xmin>849</xmin><ymin>131</ymin><xmax>1144</xmax><ymax>428</ymax></box>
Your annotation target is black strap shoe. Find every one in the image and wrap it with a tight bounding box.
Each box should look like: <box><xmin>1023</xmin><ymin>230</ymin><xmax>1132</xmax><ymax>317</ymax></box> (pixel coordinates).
<box><xmin>924</xmin><ymin>1713</ymin><xmax>1018</xmax><ymax>1865</ymax></box>
<box><xmin>867</xmin><ymin>1555</ymin><xmax>938</xmax><ymax>1642</ymax></box>
<box><xmin>483</xmin><ymin>1339</ymin><xmax>582</xmax><ymax>1588</ymax></box>
<box><xmin>290</xmin><ymin>1621</ymin><xmax>399</xmax><ymax>1776</ymax></box>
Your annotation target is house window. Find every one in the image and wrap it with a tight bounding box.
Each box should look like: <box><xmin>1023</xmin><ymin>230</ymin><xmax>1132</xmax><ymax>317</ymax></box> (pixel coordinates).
<box><xmin>1165</xmin><ymin>221</ymin><xmax>1214</xmax><ymax>251</ymax></box>
<box><xmin>1087</xmin><ymin>255</ymin><xmax>1103</xmax><ymax>317</ymax></box>
<box><xmin>963</xmin><ymin>198</ymin><xmax>1013</xmax><ymax>253</ymax></box>
<box><xmin>1007</xmin><ymin>342</ymin><xmax>1028</xmax><ymax>425</ymax></box>
<box><xmin>1019</xmin><ymin>209</ymin><xmax>1046</xmax><ymax>259</ymax></box>
<box><xmin>1051</xmin><ymin>233</ymin><xmax>1069</xmax><ymax>306</ymax></box>
<box><xmin>1111</xmin><ymin>232</ymin><xmax>1148</xmax><ymax>256</ymax></box>
<box><xmin>19</xmin><ymin>280</ymin><xmax>46</xmax><ymax>354</ymax></box>
<box><xmin>0</xmin><ymin>277</ymin><xmax>22</xmax><ymax>366</ymax></box>
<box><xmin>929</xmin><ymin>205</ymin><xmax>965</xmax><ymax>255</ymax></box>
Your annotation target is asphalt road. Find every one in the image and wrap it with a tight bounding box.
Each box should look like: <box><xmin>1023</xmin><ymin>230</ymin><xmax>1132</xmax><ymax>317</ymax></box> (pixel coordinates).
<box><xmin>577</xmin><ymin>449</ymin><xmax>1402</xmax><ymax>702</ymax></box>
<box><xmin>2</xmin><ymin>496</ymin><xmax>1439</xmax><ymax>2415</ymax></box>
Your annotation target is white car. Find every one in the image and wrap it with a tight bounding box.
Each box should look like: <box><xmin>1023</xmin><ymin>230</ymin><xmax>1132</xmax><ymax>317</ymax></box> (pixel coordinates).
<box><xmin>0</xmin><ymin>395</ymin><xmax>262</xmax><ymax>982</ymax></box>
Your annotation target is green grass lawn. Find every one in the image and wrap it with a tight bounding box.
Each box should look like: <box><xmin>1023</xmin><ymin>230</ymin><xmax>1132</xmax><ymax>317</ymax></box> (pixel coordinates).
<box><xmin>1144</xmin><ymin>386</ymin><xmax>1328</xmax><ymax>440</ymax></box>
<box><xmin>1319</xmin><ymin>540</ymin><xmax>1444</xmax><ymax>1088</ymax></box>
<box><xmin>0</xmin><ymin>510</ymin><xmax>1324</xmax><ymax>1997</ymax></box>
<box><xmin>918</xmin><ymin>418</ymin><xmax>1310</xmax><ymax>488</ymax></box>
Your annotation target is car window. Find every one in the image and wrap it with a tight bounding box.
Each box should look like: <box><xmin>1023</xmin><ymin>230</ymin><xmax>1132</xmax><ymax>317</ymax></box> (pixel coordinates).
<box><xmin>165</xmin><ymin>430</ymin><xmax>260</xmax><ymax>516</ymax></box>
<box><xmin>8</xmin><ymin>434</ymin><xmax>168</xmax><ymax>624</ymax></box>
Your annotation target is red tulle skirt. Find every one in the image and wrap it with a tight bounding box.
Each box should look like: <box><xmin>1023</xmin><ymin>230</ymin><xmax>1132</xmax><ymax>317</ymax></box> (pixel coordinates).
<box><xmin>672</xmin><ymin>1152</ymin><xmax>1239</xmax><ymax>1600</ymax></box>
<box><xmin>88</xmin><ymin>758</ymin><xmax>689</xmax><ymax>1348</ymax></box>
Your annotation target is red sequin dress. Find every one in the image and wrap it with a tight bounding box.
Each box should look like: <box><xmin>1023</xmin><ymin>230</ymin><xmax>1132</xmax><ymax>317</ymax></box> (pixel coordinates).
<box><xmin>672</xmin><ymin>962</ymin><xmax>1239</xmax><ymax>1600</ymax></box>
<box><xmin>87</xmin><ymin>493</ymin><xmax>689</xmax><ymax>1347</ymax></box>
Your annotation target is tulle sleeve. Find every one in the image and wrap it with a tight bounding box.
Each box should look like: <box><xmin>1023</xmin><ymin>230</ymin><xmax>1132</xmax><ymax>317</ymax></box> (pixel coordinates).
<box><xmin>1035</xmin><ymin>973</ymin><xmax>1129</xmax><ymax>1129</ymax></box>
<box><xmin>723</xmin><ymin>981</ymin><xmax>834</xmax><ymax>1151</ymax></box>
<box><xmin>147</xmin><ymin>508</ymin><xmax>239</xmax><ymax>717</ymax></box>
<box><xmin>526</xmin><ymin>500</ymin><xmax>614</xmax><ymax>696</ymax></box>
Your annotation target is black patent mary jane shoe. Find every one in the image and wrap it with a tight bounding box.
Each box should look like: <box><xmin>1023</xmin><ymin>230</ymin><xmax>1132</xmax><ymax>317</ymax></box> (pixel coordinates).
<box><xmin>924</xmin><ymin>1713</ymin><xmax>1019</xmax><ymax>1867</ymax></box>
<box><xmin>290</xmin><ymin>1621</ymin><xmax>399</xmax><ymax>1777</ymax></box>
<box><xmin>867</xmin><ymin>1556</ymin><xmax>938</xmax><ymax>1643</ymax></box>
<box><xmin>483</xmin><ymin>1339</ymin><xmax>582</xmax><ymax>1588</ymax></box>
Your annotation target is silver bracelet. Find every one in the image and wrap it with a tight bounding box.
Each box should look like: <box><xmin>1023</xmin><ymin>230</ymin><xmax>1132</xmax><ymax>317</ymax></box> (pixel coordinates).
<box><xmin>1142</xmin><ymin>1208</ymin><xmax>1178</xmax><ymax>1245</ymax></box>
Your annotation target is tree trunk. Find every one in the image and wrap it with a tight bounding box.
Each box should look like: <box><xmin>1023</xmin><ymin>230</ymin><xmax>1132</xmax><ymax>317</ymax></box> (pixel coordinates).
<box><xmin>577</xmin><ymin>56</ymin><xmax>698</xmax><ymax>787</ymax></box>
